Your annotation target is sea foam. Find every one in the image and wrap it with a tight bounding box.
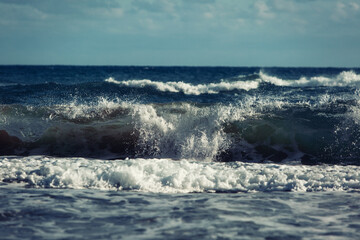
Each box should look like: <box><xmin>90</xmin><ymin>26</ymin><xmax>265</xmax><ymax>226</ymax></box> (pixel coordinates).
<box><xmin>1</xmin><ymin>156</ymin><xmax>359</xmax><ymax>193</ymax></box>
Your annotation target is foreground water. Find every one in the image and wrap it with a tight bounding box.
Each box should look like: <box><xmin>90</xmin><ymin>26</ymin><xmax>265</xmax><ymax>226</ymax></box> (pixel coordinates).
<box><xmin>1</xmin><ymin>181</ymin><xmax>360</xmax><ymax>240</ymax></box>
<box><xmin>0</xmin><ymin>156</ymin><xmax>360</xmax><ymax>239</ymax></box>
<box><xmin>1</xmin><ymin>66</ymin><xmax>360</xmax><ymax>239</ymax></box>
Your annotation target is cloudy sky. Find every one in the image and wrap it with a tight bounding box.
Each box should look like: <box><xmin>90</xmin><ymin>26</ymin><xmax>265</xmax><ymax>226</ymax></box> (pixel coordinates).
<box><xmin>0</xmin><ymin>0</ymin><xmax>359</xmax><ymax>67</ymax></box>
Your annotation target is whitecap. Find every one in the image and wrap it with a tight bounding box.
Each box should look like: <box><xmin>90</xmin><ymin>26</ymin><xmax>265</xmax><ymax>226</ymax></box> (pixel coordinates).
<box><xmin>105</xmin><ymin>77</ymin><xmax>259</xmax><ymax>95</ymax></box>
<box><xmin>1</xmin><ymin>156</ymin><xmax>359</xmax><ymax>193</ymax></box>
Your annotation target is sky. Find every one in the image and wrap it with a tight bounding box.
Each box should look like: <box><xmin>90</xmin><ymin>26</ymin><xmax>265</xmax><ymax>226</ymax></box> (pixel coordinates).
<box><xmin>0</xmin><ymin>0</ymin><xmax>360</xmax><ymax>67</ymax></box>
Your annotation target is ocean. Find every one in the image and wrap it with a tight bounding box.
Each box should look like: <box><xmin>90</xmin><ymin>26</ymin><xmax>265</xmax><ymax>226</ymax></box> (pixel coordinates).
<box><xmin>1</xmin><ymin>66</ymin><xmax>360</xmax><ymax>239</ymax></box>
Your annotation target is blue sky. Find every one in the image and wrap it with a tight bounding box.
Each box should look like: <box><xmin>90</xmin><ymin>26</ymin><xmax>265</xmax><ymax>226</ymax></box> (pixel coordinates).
<box><xmin>0</xmin><ymin>0</ymin><xmax>360</xmax><ymax>67</ymax></box>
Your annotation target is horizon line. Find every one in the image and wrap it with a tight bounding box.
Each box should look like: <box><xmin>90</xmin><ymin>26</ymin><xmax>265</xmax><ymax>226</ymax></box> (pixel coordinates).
<box><xmin>0</xmin><ymin>64</ymin><xmax>359</xmax><ymax>69</ymax></box>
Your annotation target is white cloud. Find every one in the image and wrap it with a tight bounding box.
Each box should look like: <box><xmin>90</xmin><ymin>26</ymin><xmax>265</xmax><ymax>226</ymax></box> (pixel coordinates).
<box><xmin>350</xmin><ymin>2</ymin><xmax>360</xmax><ymax>11</ymax></box>
<box><xmin>131</xmin><ymin>0</ymin><xmax>177</xmax><ymax>15</ymax></box>
<box><xmin>332</xmin><ymin>1</ymin><xmax>360</xmax><ymax>21</ymax></box>
<box><xmin>255</xmin><ymin>1</ymin><xmax>275</xmax><ymax>19</ymax></box>
<box><xmin>86</xmin><ymin>7</ymin><xmax>124</xmax><ymax>19</ymax></box>
<box><xmin>110</xmin><ymin>8</ymin><xmax>124</xmax><ymax>17</ymax></box>
<box><xmin>203</xmin><ymin>12</ymin><xmax>214</xmax><ymax>19</ymax></box>
<box><xmin>273</xmin><ymin>0</ymin><xmax>297</xmax><ymax>12</ymax></box>
<box><xmin>0</xmin><ymin>2</ymin><xmax>47</xmax><ymax>22</ymax></box>
<box><xmin>139</xmin><ymin>17</ymin><xmax>160</xmax><ymax>30</ymax></box>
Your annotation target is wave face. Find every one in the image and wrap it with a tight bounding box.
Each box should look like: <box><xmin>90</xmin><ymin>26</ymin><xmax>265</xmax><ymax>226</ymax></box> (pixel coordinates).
<box><xmin>1</xmin><ymin>66</ymin><xmax>360</xmax><ymax>165</ymax></box>
<box><xmin>1</xmin><ymin>95</ymin><xmax>360</xmax><ymax>164</ymax></box>
<box><xmin>1</xmin><ymin>156</ymin><xmax>359</xmax><ymax>193</ymax></box>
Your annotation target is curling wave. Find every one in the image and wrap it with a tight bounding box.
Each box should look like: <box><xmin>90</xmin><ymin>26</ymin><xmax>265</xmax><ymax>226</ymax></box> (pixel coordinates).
<box><xmin>2</xmin><ymin>92</ymin><xmax>360</xmax><ymax>164</ymax></box>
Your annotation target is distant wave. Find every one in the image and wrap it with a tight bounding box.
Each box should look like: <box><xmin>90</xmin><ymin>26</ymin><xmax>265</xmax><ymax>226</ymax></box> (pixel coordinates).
<box><xmin>1</xmin><ymin>156</ymin><xmax>359</xmax><ymax>193</ymax></box>
<box><xmin>259</xmin><ymin>70</ymin><xmax>360</xmax><ymax>87</ymax></box>
<box><xmin>105</xmin><ymin>77</ymin><xmax>259</xmax><ymax>95</ymax></box>
<box><xmin>105</xmin><ymin>71</ymin><xmax>360</xmax><ymax>95</ymax></box>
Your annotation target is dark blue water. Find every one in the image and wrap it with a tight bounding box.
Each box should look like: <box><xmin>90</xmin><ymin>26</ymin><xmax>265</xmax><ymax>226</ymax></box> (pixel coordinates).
<box><xmin>1</xmin><ymin>183</ymin><xmax>360</xmax><ymax>240</ymax></box>
<box><xmin>0</xmin><ymin>66</ymin><xmax>355</xmax><ymax>104</ymax></box>
<box><xmin>1</xmin><ymin>66</ymin><xmax>360</xmax><ymax>239</ymax></box>
<box><xmin>1</xmin><ymin>66</ymin><xmax>360</xmax><ymax>164</ymax></box>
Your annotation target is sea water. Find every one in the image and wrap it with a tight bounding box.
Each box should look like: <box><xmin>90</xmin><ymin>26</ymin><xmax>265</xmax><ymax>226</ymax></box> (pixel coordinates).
<box><xmin>1</xmin><ymin>66</ymin><xmax>360</xmax><ymax>239</ymax></box>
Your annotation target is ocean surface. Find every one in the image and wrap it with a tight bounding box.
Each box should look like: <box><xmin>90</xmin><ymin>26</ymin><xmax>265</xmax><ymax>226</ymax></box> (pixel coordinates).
<box><xmin>1</xmin><ymin>66</ymin><xmax>360</xmax><ymax>239</ymax></box>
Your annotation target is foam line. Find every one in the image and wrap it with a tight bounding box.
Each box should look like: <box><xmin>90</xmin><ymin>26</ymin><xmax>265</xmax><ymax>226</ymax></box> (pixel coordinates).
<box><xmin>1</xmin><ymin>156</ymin><xmax>359</xmax><ymax>193</ymax></box>
<box><xmin>105</xmin><ymin>71</ymin><xmax>360</xmax><ymax>95</ymax></box>
<box><xmin>260</xmin><ymin>70</ymin><xmax>360</xmax><ymax>87</ymax></box>
<box><xmin>105</xmin><ymin>77</ymin><xmax>259</xmax><ymax>95</ymax></box>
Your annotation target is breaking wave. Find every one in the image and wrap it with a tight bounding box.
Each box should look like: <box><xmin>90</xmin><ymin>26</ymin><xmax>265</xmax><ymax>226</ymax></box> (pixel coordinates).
<box><xmin>260</xmin><ymin>70</ymin><xmax>360</xmax><ymax>87</ymax></box>
<box><xmin>105</xmin><ymin>77</ymin><xmax>259</xmax><ymax>95</ymax></box>
<box><xmin>105</xmin><ymin>70</ymin><xmax>360</xmax><ymax>95</ymax></box>
<box><xmin>2</xmin><ymin>92</ymin><xmax>360</xmax><ymax>165</ymax></box>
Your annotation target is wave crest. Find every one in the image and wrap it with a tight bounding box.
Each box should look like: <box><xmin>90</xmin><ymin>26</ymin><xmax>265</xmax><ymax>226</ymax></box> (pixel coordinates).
<box><xmin>260</xmin><ymin>70</ymin><xmax>360</xmax><ymax>87</ymax></box>
<box><xmin>105</xmin><ymin>77</ymin><xmax>259</xmax><ymax>95</ymax></box>
<box><xmin>105</xmin><ymin>71</ymin><xmax>360</xmax><ymax>95</ymax></box>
